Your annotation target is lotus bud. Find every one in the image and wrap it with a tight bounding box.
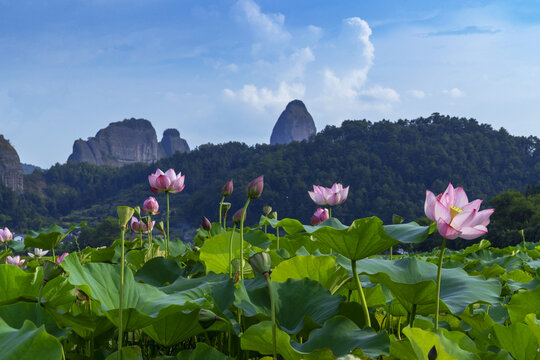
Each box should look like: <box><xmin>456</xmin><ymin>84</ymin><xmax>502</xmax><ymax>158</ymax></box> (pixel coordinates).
<box><xmin>232</xmin><ymin>208</ymin><xmax>246</xmax><ymax>226</ymax></box>
<box><xmin>155</xmin><ymin>221</ymin><xmax>165</xmax><ymax>236</ymax></box>
<box><xmin>202</xmin><ymin>216</ymin><xmax>212</xmax><ymax>231</ymax></box>
<box><xmin>247</xmin><ymin>175</ymin><xmax>264</xmax><ymax>199</ymax></box>
<box><xmin>221</xmin><ymin>202</ymin><xmax>231</xmax><ymax>219</ymax></box>
<box><xmin>221</xmin><ymin>179</ymin><xmax>234</xmax><ymax>197</ymax></box>
<box><xmin>392</xmin><ymin>214</ymin><xmax>404</xmax><ymax>225</ymax></box>
<box><xmin>249</xmin><ymin>252</ymin><xmax>272</xmax><ymax>277</ymax></box>
<box><xmin>142</xmin><ymin>196</ymin><xmax>159</xmax><ymax>215</ymax></box>
<box><xmin>56</xmin><ymin>252</ymin><xmax>69</xmax><ymax>264</ymax></box>
<box><xmin>133</xmin><ymin>206</ymin><xmax>141</xmax><ymax>218</ymax></box>
<box><xmin>199</xmin><ymin>309</ymin><xmax>219</xmax><ymax>329</ymax></box>
<box><xmin>269</xmin><ymin>211</ymin><xmax>278</xmax><ymax>220</ymax></box>
<box><xmin>117</xmin><ymin>206</ymin><xmax>135</xmax><ymax>229</ymax></box>
<box><xmin>0</xmin><ymin>227</ymin><xmax>13</xmax><ymax>243</ymax></box>
<box><xmin>263</xmin><ymin>205</ymin><xmax>272</xmax><ymax>216</ymax></box>
<box><xmin>130</xmin><ymin>217</ymin><xmax>141</xmax><ymax>232</ymax></box>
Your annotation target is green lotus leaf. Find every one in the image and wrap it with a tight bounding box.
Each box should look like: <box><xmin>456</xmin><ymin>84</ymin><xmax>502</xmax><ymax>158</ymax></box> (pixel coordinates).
<box><xmin>493</xmin><ymin>322</ymin><xmax>540</xmax><ymax>360</ymax></box>
<box><xmin>48</xmin><ymin>300</ymin><xmax>113</xmax><ymax>339</ymax></box>
<box><xmin>177</xmin><ymin>342</ymin><xmax>228</xmax><ymax>360</ymax></box>
<box><xmin>199</xmin><ymin>230</ymin><xmax>251</xmax><ymax>274</ymax></box>
<box><xmin>259</xmin><ymin>216</ymin><xmax>306</xmax><ymax>234</ymax></box>
<box><xmin>0</xmin><ymin>265</ymin><xmax>43</xmax><ymax>306</ymax></box>
<box><xmin>152</xmin><ymin>237</ymin><xmax>188</xmax><ymax>258</ymax></box>
<box><xmin>134</xmin><ymin>257</ymin><xmax>182</xmax><ymax>286</ymax></box>
<box><xmin>0</xmin><ymin>302</ymin><xmax>67</xmax><ymax>339</ymax></box>
<box><xmin>235</xmin><ymin>277</ymin><xmax>344</xmax><ymax>334</ymax></box>
<box><xmin>105</xmin><ymin>345</ymin><xmax>143</xmax><ymax>360</ymax></box>
<box><xmin>24</xmin><ymin>223</ymin><xmax>84</xmax><ymax>251</ymax></box>
<box><xmin>271</xmin><ymin>255</ymin><xmax>349</xmax><ymax>294</ymax></box>
<box><xmin>277</xmin><ymin>233</ymin><xmax>330</xmax><ymax>255</ymax></box>
<box><xmin>243</xmin><ymin>229</ymin><xmax>272</xmax><ymax>249</ymax></box>
<box><xmin>382</xmin><ymin>221</ymin><xmax>432</xmax><ymax>244</ymax></box>
<box><xmin>525</xmin><ymin>313</ymin><xmax>540</xmax><ymax>344</ymax></box>
<box><xmin>61</xmin><ymin>253</ymin><xmax>213</xmax><ymax>331</ymax></box>
<box><xmin>143</xmin><ymin>309</ymin><xmax>205</xmax><ymax>347</ymax></box>
<box><xmin>507</xmin><ymin>285</ymin><xmax>540</xmax><ymax>323</ymax></box>
<box><xmin>0</xmin><ymin>318</ymin><xmax>64</xmax><ymax>360</ymax></box>
<box><xmin>403</xmin><ymin>327</ymin><xmax>480</xmax><ymax>360</ymax></box>
<box><xmin>355</xmin><ymin>257</ymin><xmax>501</xmax><ymax>315</ymax></box>
<box><xmin>40</xmin><ymin>275</ymin><xmax>76</xmax><ymax>310</ymax></box>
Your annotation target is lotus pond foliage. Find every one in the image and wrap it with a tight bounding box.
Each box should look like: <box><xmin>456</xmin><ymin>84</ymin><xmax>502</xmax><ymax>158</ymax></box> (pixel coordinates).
<box><xmin>0</xmin><ymin>170</ymin><xmax>539</xmax><ymax>360</ymax></box>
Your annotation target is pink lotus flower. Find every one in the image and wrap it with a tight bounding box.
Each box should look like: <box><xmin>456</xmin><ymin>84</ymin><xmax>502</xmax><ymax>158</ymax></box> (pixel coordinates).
<box><xmin>425</xmin><ymin>183</ymin><xmax>494</xmax><ymax>240</ymax></box>
<box><xmin>247</xmin><ymin>175</ymin><xmax>264</xmax><ymax>199</ymax></box>
<box><xmin>221</xmin><ymin>180</ymin><xmax>233</xmax><ymax>197</ymax></box>
<box><xmin>311</xmin><ymin>208</ymin><xmax>330</xmax><ymax>226</ymax></box>
<box><xmin>131</xmin><ymin>217</ymin><xmax>155</xmax><ymax>233</ymax></box>
<box><xmin>57</xmin><ymin>252</ymin><xmax>69</xmax><ymax>264</ymax></box>
<box><xmin>0</xmin><ymin>227</ymin><xmax>13</xmax><ymax>243</ymax></box>
<box><xmin>148</xmin><ymin>168</ymin><xmax>185</xmax><ymax>194</ymax></box>
<box><xmin>308</xmin><ymin>184</ymin><xmax>349</xmax><ymax>206</ymax></box>
<box><xmin>6</xmin><ymin>255</ymin><xmax>25</xmax><ymax>267</ymax></box>
<box><xmin>142</xmin><ymin>196</ymin><xmax>159</xmax><ymax>215</ymax></box>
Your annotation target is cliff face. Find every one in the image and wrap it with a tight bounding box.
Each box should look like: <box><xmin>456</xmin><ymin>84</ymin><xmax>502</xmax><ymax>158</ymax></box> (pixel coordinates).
<box><xmin>68</xmin><ymin>119</ymin><xmax>190</xmax><ymax>166</ymax></box>
<box><xmin>0</xmin><ymin>135</ymin><xmax>24</xmax><ymax>193</ymax></box>
<box><xmin>270</xmin><ymin>100</ymin><xmax>317</xmax><ymax>145</ymax></box>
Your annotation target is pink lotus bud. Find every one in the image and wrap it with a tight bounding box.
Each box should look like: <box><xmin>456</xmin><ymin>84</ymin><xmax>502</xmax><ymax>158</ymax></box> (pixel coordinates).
<box><xmin>0</xmin><ymin>227</ymin><xmax>13</xmax><ymax>243</ymax></box>
<box><xmin>57</xmin><ymin>253</ymin><xmax>69</xmax><ymax>264</ymax></box>
<box><xmin>221</xmin><ymin>180</ymin><xmax>234</xmax><ymax>197</ymax></box>
<box><xmin>6</xmin><ymin>255</ymin><xmax>25</xmax><ymax>267</ymax></box>
<box><xmin>247</xmin><ymin>175</ymin><xmax>264</xmax><ymax>199</ymax></box>
<box><xmin>142</xmin><ymin>196</ymin><xmax>159</xmax><ymax>215</ymax></box>
<box><xmin>131</xmin><ymin>217</ymin><xmax>141</xmax><ymax>232</ymax></box>
<box><xmin>232</xmin><ymin>208</ymin><xmax>246</xmax><ymax>226</ymax></box>
<box><xmin>311</xmin><ymin>208</ymin><xmax>329</xmax><ymax>226</ymax></box>
<box><xmin>202</xmin><ymin>216</ymin><xmax>212</xmax><ymax>231</ymax></box>
<box><xmin>148</xmin><ymin>168</ymin><xmax>185</xmax><ymax>194</ymax></box>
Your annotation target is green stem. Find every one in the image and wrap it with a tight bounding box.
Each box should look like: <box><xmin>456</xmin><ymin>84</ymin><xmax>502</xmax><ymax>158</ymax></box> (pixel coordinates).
<box><xmin>240</xmin><ymin>198</ymin><xmax>251</xmax><ymax>280</ymax></box>
<box><xmin>266</xmin><ymin>276</ymin><xmax>277</xmax><ymax>360</ymax></box>
<box><xmin>118</xmin><ymin>227</ymin><xmax>126</xmax><ymax>359</ymax></box>
<box><xmin>409</xmin><ymin>303</ymin><xmax>417</xmax><ymax>327</ymax></box>
<box><xmin>351</xmin><ymin>260</ymin><xmax>371</xmax><ymax>327</ymax></box>
<box><xmin>52</xmin><ymin>248</ymin><xmax>56</xmax><ymax>263</ymax></box>
<box><xmin>166</xmin><ymin>192</ymin><xmax>170</xmax><ymax>259</ymax></box>
<box><xmin>4</xmin><ymin>243</ymin><xmax>7</xmax><ymax>252</ymax></box>
<box><xmin>147</xmin><ymin>221</ymin><xmax>152</xmax><ymax>249</ymax></box>
<box><xmin>435</xmin><ymin>237</ymin><xmax>447</xmax><ymax>330</ymax></box>
<box><xmin>276</xmin><ymin>227</ymin><xmax>280</xmax><ymax>250</ymax></box>
<box><xmin>228</xmin><ymin>225</ymin><xmax>236</xmax><ymax>279</ymax></box>
<box><xmin>389</xmin><ymin>246</ymin><xmax>393</xmax><ymax>260</ymax></box>
<box><xmin>219</xmin><ymin>196</ymin><xmax>225</xmax><ymax>228</ymax></box>
<box><xmin>328</xmin><ymin>206</ymin><xmax>332</xmax><ymax>218</ymax></box>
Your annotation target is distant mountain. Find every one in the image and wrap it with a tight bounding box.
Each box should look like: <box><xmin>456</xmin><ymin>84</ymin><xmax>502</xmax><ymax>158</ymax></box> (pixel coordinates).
<box><xmin>2</xmin><ymin>113</ymin><xmax>538</xmax><ymax>248</ymax></box>
<box><xmin>0</xmin><ymin>135</ymin><xmax>23</xmax><ymax>193</ymax></box>
<box><xmin>21</xmin><ymin>163</ymin><xmax>42</xmax><ymax>175</ymax></box>
<box><xmin>67</xmin><ymin>118</ymin><xmax>189</xmax><ymax>166</ymax></box>
<box><xmin>270</xmin><ymin>100</ymin><xmax>316</xmax><ymax>145</ymax></box>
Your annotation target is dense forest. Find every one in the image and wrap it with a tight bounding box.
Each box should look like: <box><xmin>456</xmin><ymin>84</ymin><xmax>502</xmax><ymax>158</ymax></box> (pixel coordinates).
<box><xmin>1</xmin><ymin>113</ymin><xmax>538</xmax><ymax>249</ymax></box>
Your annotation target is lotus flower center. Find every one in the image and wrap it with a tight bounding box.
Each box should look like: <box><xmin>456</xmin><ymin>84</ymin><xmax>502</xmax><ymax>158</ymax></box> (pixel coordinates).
<box><xmin>450</xmin><ymin>205</ymin><xmax>463</xmax><ymax>220</ymax></box>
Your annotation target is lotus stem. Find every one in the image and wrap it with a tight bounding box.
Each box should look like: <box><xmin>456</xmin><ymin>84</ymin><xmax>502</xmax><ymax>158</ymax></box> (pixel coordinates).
<box><xmin>328</xmin><ymin>206</ymin><xmax>332</xmax><ymax>218</ymax></box>
<box><xmin>166</xmin><ymin>192</ymin><xmax>170</xmax><ymax>259</ymax></box>
<box><xmin>240</xmin><ymin>198</ymin><xmax>250</xmax><ymax>280</ymax></box>
<box><xmin>265</xmin><ymin>275</ymin><xmax>277</xmax><ymax>360</ymax></box>
<box><xmin>409</xmin><ymin>303</ymin><xmax>417</xmax><ymax>327</ymax></box>
<box><xmin>228</xmin><ymin>225</ymin><xmax>236</xmax><ymax>279</ymax></box>
<box><xmin>118</xmin><ymin>226</ymin><xmax>126</xmax><ymax>359</ymax></box>
<box><xmin>219</xmin><ymin>195</ymin><xmax>225</xmax><ymax>228</ymax></box>
<box><xmin>389</xmin><ymin>246</ymin><xmax>393</xmax><ymax>260</ymax></box>
<box><xmin>276</xmin><ymin>227</ymin><xmax>280</xmax><ymax>250</ymax></box>
<box><xmin>435</xmin><ymin>237</ymin><xmax>447</xmax><ymax>330</ymax></box>
<box><xmin>351</xmin><ymin>260</ymin><xmax>371</xmax><ymax>327</ymax></box>
<box><xmin>52</xmin><ymin>248</ymin><xmax>56</xmax><ymax>263</ymax></box>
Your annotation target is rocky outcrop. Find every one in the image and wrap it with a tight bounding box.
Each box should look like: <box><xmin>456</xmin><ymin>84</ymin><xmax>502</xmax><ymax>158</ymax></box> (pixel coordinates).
<box><xmin>68</xmin><ymin>118</ymin><xmax>190</xmax><ymax>166</ymax></box>
<box><xmin>270</xmin><ymin>100</ymin><xmax>317</xmax><ymax>145</ymax></box>
<box><xmin>159</xmin><ymin>129</ymin><xmax>190</xmax><ymax>157</ymax></box>
<box><xmin>0</xmin><ymin>135</ymin><xmax>23</xmax><ymax>193</ymax></box>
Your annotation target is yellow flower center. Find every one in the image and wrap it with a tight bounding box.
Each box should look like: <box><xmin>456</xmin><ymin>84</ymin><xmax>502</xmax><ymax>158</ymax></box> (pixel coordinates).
<box><xmin>450</xmin><ymin>206</ymin><xmax>463</xmax><ymax>220</ymax></box>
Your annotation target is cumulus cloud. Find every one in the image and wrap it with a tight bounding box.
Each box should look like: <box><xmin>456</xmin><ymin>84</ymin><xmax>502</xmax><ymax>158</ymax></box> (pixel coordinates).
<box><xmin>409</xmin><ymin>90</ymin><xmax>426</xmax><ymax>99</ymax></box>
<box><xmin>443</xmin><ymin>88</ymin><xmax>465</xmax><ymax>98</ymax></box>
<box><xmin>223</xmin><ymin>81</ymin><xmax>305</xmax><ymax>112</ymax></box>
<box><xmin>234</xmin><ymin>0</ymin><xmax>290</xmax><ymax>43</ymax></box>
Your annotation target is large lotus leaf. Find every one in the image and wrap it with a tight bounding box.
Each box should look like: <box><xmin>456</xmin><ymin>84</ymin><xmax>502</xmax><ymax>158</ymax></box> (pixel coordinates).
<box><xmin>79</xmin><ymin>245</ymin><xmax>116</xmax><ymax>263</ymax></box>
<box><xmin>451</xmin><ymin>240</ymin><xmax>492</xmax><ymax>262</ymax></box>
<box><xmin>0</xmin><ymin>265</ymin><xmax>43</xmax><ymax>306</ymax></box>
<box><xmin>152</xmin><ymin>237</ymin><xmax>188</xmax><ymax>258</ymax></box>
<box><xmin>48</xmin><ymin>299</ymin><xmax>114</xmax><ymax>339</ymax></box>
<box><xmin>177</xmin><ymin>342</ymin><xmax>228</xmax><ymax>360</ymax></box>
<box><xmin>235</xmin><ymin>277</ymin><xmax>344</xmax><ymax>334</ymax></box>
<box><xmin>40</xmin><ymin>275</ymin><xmax>76</xmax><ymax>310</ymax></box>
<box><xmin>278</xmin><ymin>233</ymin><xmax>330</xmax><ymax>255</ymax></box>
<box><xmin>271</xmin><ymin>255</ymin><xmax>349</xmax><ymax>294</ymax></box>
<box><xmin>382</xmin><ymin>221</ymin><xmax>432</xmax><ymax>244</ymax></box>
<box><xmin>259</xmin><ymin>216</ymin><xmax>306</xmax><ymax>234</ymax></box>
<box><xmin>507</xmin><ymin>285</ymin><xmax>540</xmax><ymax>323</ymax></box>
<box><xmin>302</xmin><ymin>217</ymin><xmax>396</xmax><ymax>260</ymax></box>
<box><xmin>525</xmin><ymin>313</ymin><xmax>540</xmax><ymax>343</ymax></box>
<box><xmin>143</xmin><ymin>309</ymin><xmax>205</xmax><ymax>346</ymax></box>
<box><xmin>243</xmin><ymin>229</ymin><xmax>272</xmax><ymax>249</ymax></box>
<box><xmin>0</xmin><ymin>318</ymin><xmax>64</xmax><ymax>360</ymax></box>
<box><xmin>61</xmin><ymin>253</ymin><xmax>212</xmax><ymax>331</ymax></box>
<box><xmin>403</xmin><ymin>327</ymin><xmax>480</xmax><ymax>360</ymax></box>
<box><xmin>159</xmin><ymin>273</ymin><xmax>235</xmax><ymax>312</ymax></box>
<box><xmin>105</xmin><ymin>346</ymin><xmax>143</xmax><ymax>360</ymax></box>
<box><xmin>493</xmin><ymin>322</ymin><xmax>540</xmax><ymax>360</ymax></box>
<box><xmin>0</xmin><ymin>302</ymin><xmax>67</xmax><ymax>339</ymax></box>
<box><xmin>355</xmin><ymin>257</ymin><xmax>501</xmax><ymax>315</ymax></box>
<box><xmin>24</xmin><ymin>223</ymin><xmax>83</xmax><ymax>250</ymax></box>
<box><xmin>134</xmin><ymin>257</ymin><xmax>182</xmax><ymax>286</ymax></box>
<box><xmin>199</xmin><ymin>230</ymin><xmax>251</xmax><ymax>274</ymax></box>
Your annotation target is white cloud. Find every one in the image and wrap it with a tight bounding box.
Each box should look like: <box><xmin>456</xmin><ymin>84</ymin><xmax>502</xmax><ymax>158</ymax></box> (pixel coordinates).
<box><xmin>359</xmin><ymin>86</ymin><xmax>400</xmax><ymax>102</ymax></box>
<box><xmin>443</xmin><ymin>88</ymin><xmax>465</xmax><ymax>98</ymax></box>
<box><xmin>285</xmin><ymin>47</ymin><xmax>315</xmax><ymax>79</ymax></box>
<box><xmin>409</xmin><ymin>89</ymin><xmax>426</xmax><ymax>99</ymax></box>
<box><xmin>223</xmin><ymin>81</ymin><xmax>305</xmax><ymax>112</ymax></box>
<box><xmin>234</xmin><ymin>0</ymin><xmax>290</xmax><ymax>43</ymax></box>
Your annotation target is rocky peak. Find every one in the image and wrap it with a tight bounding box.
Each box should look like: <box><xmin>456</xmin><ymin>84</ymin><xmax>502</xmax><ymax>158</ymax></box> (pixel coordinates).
<box><xmin>159</xmin><ymin>129</ymin><xmax>190</xmax><ymax>157</ymax></box>
<box><xmin>68</xmin><ymin>118</ymin><xmax>190</xmax><ymax>167</ymax></box>
<box><xmin>0</xmin><ymin>135</ymin><xmax>23</xmax><ymax>193</ymax></box>
<box><xmin>270</xmin><ymin>100</ymin><xmax>316</xmax><ymax>145</ymax></box>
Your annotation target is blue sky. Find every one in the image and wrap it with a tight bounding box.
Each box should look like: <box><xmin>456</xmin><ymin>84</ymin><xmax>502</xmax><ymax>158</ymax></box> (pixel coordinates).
<box><xmin>1</xmin><ymin>0</ymin><xmax>540</xmax><ymax>168</ymax></box>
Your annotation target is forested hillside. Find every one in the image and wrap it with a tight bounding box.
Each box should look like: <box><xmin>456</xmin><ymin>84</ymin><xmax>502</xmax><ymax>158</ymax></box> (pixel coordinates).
<box><xmin>1</xmin><ymin>113</ymin><xmax>538</xmax><ymax>247</ymax></box>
